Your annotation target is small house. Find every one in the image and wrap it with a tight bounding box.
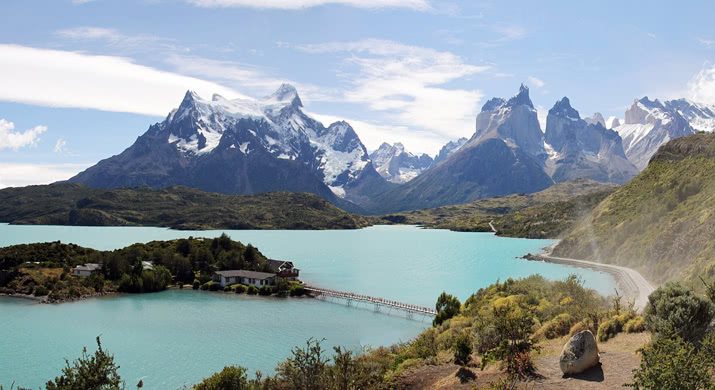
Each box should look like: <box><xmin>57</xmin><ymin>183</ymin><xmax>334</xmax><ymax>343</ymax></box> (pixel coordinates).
<box><xmin>266</xmin><ymin>259</ymin><xmax>300</xmax><ymax>280</ymax></box>
<box><xmin>214</xmin><ymin>270</ymin><xmax>276</xmax><ymax>288</ymax></box>
<box><xmin>73</xmin><ymin>263</ymin><xmax>101</xmax><ymax>277</ymax></box>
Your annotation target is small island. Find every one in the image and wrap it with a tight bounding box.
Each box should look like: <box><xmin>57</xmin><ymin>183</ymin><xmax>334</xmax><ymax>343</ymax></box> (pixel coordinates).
<box><xmin>0</xmin><ymin>234</ymin><xmax>304</xmax><ymax>303</ymax></box>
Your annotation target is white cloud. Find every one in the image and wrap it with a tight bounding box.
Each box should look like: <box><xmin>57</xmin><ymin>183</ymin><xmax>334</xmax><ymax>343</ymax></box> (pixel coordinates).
<box><xmin>0</xmin><ymin>163</ymin><xmax>90</xmax><ymax>189</ymax></box>
<box><xmin>187</xmin><ymin>0</ymin><xmax>430</xmax><ymax>10</ymax></box>
<box><xmin>55</xmin><ymin>27</ymin><xmax>175</xmax><ymax>51</ymax></box>
<box><xmin>698</xmin><ymin>37</ymin><xmax>715</xmax><ymax>48</ymax></box>
<box><xmin>297</xmin><ymin>39</ymin><xmax>488</xmax><ymax>143</ymax></box>
<box><xmin>688</xmin><ymin>64</ymin><xmax>715</xmax><ymax>105</ymax></box>
<box><xmin>0</xmin><ymin>119</ymin><xmax>47</xmax><ymax>150</ymax></box>
<box><xmin>54</xmin><ymin>138</ymin><xmax>68</xmax><ymax>153</ymax></box>
<box><xmin>527</xmin><ymin>76</ymin><xmax>545</xmax><ymax>89</ymax></box>
<box><xmin>0</xmin><ymin>44</ymin><xmax>249</xmax><ymax>116</ymax></box>
<box><xmin>162</xmin><ymin>54</ymin><xmax>336</xmax><ymax>102</ymax></box>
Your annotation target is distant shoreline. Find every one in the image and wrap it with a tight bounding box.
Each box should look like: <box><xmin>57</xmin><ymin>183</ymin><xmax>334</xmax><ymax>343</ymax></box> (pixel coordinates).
<box><xmin>524</xmin><ymin>244</ymin><xmax>654</xmax><ymax>311</ymax></box>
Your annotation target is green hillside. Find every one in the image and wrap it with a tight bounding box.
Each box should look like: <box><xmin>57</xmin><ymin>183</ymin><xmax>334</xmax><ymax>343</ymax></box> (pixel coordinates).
<box><xmin>0</xmin><ymin>183</ymin><xmax>371</xmax><ymax>230</ymax></box>
<box><xmin>554</xmin><ymin>133</ymin><xmax>715</xmax><ymax>286</ymax></box>
<box><xmin>385</xmin><ymin>179</ymin><xmax>615</xmax><ymax>238</ymax></box>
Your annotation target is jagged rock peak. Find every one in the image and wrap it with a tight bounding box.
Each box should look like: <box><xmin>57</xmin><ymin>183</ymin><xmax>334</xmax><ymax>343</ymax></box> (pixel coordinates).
<box><xmin>585</xmin><ymin>112</ymin><xmax>606</xmax><ymax>127</ymax></box>
<box><xmin>268</xmin><ymin>83</ymin><xmax>302</xmax><ymax>107</ymax></box>
<box><xmin>550</xmin><ymin>97</ymin><xmax>580</xmax><ymax>120</ymax></box>
<box><xmin>507</xmin><ymin>83</ymin><xmax>533</xmax><ymax>108</ymax></box>
<box><xmin>481</xmin><ymin>97</ymin><xmax>507</xmax><ymax>112</ymax></box>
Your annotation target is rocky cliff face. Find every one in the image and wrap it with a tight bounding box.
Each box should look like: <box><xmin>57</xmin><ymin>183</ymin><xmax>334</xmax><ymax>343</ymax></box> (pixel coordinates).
<box><xmin>544</xmin><ymin>98</ymin><xmax>638</xmax><ymax>184</ymax></box>
<box><xmin>70</xmin><ymin>85</ymin><xmax>389</xmax><ymax>209</ymax></box>
<box><xmin>433</xmin><ymin>137</ymin><xmax>468</xmax><ymax>165</ymax></box>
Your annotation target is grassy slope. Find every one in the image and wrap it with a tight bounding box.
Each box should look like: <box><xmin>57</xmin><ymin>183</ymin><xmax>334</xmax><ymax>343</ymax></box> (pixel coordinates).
<box><xmin>554</xmin><ymin>133</ymin><xmax>715</xmax><ymax>286</ymax></box>
<box><xmin>385</xmin><ymin>179</ymin><xmax>616</xmax><ymax>238</ymax></box>
<box><xmin>0</xmin><ymin>183</ymin><xmax>371</xmax><ymax>230</ymax></box>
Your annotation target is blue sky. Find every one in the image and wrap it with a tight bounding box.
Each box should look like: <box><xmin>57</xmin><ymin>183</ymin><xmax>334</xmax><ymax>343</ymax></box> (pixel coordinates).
<box><xmin>1</xmin><ymin>0</ymin><xmax>715</xmax><ymax>187</ymax></box>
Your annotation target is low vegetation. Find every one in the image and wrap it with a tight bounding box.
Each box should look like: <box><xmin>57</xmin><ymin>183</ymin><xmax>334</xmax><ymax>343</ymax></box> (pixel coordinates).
<box><xmin>384</xmin><ymin>179</ymin><xmax>615</xmax><ymax>238</ymax></box>
<box><xmin>554</xmin><ymin>132</ymin><xmax>715</xmax><ymax>287</ymax></box>
<box><xmin>0</xmin><ymin>234</ymin><xmax>290</xmax><ymax>302</ymax></box>
<box><xmin>0</xmin><ymin>183</ymin><xmax>371</xmax><ymax>230</ymax></box>
<box><xmin>627</xmin><ymin>280</ymin><xmax>715</xmax><ymax>389</ymax></box>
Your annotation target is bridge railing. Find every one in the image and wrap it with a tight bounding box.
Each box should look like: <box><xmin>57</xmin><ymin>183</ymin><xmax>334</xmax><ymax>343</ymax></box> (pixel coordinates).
<box><xmin>304</xmin><ymin>286</ymin><xmax>436</xmax><ymax>316</ymax></box>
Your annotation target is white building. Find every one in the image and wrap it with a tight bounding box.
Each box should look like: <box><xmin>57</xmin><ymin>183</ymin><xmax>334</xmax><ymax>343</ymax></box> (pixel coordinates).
<box><xmin>73</xmin><ymin>263</ymin><xmax>101</xmax><ymax>277</ymax></box>
<box><xmin>214</xmin><ymin>270</ymin><xmax>276</xmax><ymax>288</ymax></box>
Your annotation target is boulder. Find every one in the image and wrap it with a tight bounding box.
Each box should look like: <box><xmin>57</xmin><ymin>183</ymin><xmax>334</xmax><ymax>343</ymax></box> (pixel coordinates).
<box><xmin>559</xmin><ymin>330</ymin><xmax>600</xmax><ymax>375</ymax></box>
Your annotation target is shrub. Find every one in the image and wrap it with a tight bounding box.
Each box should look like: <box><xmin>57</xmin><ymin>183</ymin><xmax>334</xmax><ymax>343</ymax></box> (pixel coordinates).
<box><xmin>234</xmin><ymin>284</ymin><xmax>247</xmax><ymax>294</ymax></box>
<box><xmin>644</xmin><ymin>282</ymin><xmax>715</xmax><ymax>343</ymax></box>
<box><xmin>453</xmin><ymin>333</ymin><xmax>472</xmax><ymax>366</ymax></box>
<box><xmin>223</xmin><ymin>285</ymin><xmax>232</xmax><ymax>292</ymax></box>
<box><xmin>194</xmin><ymin>366</ymin><xmax>248</xmax><ymax>390</ymax></box>
<box><xmin>568</xmin><ymin>319</ymin><xmax>596</xmax><ymax>337</ymax></box>
<box><xmin>192</xmin><ymin>280</ymin><xmax>200</xmax><ymax>290</ymax></box>
<box><xmin>258</xmin><ymin>286</ymin><xmax>272</xmax><ymax>296</ymax></box>
<box><xmin>597</xmin><ymin>318</ymin><xmax>622</xmax><ymax>342</ymax></box>
<box><xmin>208</xmin><ymin>282</ymin><xmax>221</xmax><ymax>292</ymax></box>
<box><xmin>627</xmin><ymin>336</ymin><xmax>714</xmax><ymax>389</ymax></box>
<box><xmin>33</xmin><ymin>285</ymin><xmax>49</xmax><ymax>296</ymax></box>
<box><xmin>246</xmin><ymin>285</ymin><xmax>258</xmax><ymax>295</ymax></box>
<box><xmin>624</xmin><ymin>316</ymin><xmax>646</xmax><ymax>333</ymax></box>
<box><xmin>200</xmin><ymin>282</ymin><xmax>210</xmax><ymax>291</ymax></box>
<box><xmin>534</xmin><ymin>313</ymin><xmax>574</xmax><ymax>340</ymax></box>
<box><xmin>289</xmin><ymin>283</ymin><xmax>305</xmax><ymax>297</ymax></box>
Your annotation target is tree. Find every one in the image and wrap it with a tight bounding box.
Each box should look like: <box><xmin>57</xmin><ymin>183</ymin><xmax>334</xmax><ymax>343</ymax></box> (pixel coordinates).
<box><xmin>243</xmin><ymin>245</ymin><xmax>259</xmax><ymax>264</ymax></box>
<box><xmin>453</xmin><ymin>333</ymin><xmax>472</xmax><ymax>366</ymax></box>
<box><xmin>275</xmin><ymin>338</ymin><xmax>327</xmax><ymax>390</ymax></box>
<box><xmin>46</xmin><ymin>336</ymin><xmax>123</xmax><ymax>390</ymax></box>
<box><xmin>644</xmin><ymin>282</ymin><xmax>715</xmax><ymax>343</ymax></box>
<box><xmin>193</xmin><ymin>366</ymin><xmax>249</xmax><ymax>390</ymax></box>
<box><xmin>433</xmin><ymin>292</ymin><xmax>461</xmax><ymax>326</ymax></box>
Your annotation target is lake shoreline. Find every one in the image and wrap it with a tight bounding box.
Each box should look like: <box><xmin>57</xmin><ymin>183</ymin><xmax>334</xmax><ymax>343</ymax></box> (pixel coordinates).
<box><xmin>523</xmin><ymin>242</ymin><xmax>654</xmax><ymax>311</ymax></box>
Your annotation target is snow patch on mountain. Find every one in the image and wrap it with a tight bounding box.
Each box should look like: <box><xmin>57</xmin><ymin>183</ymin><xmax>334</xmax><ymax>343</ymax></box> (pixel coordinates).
<box><xmin>370</xmin><ymin>142</ymin><xmax>433</xmax><ymax>183</ymax></box>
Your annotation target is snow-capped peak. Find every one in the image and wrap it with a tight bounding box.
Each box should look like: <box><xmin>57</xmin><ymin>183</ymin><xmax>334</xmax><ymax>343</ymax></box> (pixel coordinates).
<box><xmin>370</xmin><ymin>142</ymin><xmax>433</xmax><ymax>183</ymax></box>
<box><xmin>266</xmin><ymin>83</ymin><xmax>302</xmax><ymax>108</ymax></box>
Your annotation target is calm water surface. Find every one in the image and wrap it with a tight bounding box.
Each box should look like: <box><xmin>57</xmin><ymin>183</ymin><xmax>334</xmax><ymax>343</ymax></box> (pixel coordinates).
<box><xmin>0</xmin><ymin>224</ymin><xmax>615</xmax><ymax>388</ymax></box>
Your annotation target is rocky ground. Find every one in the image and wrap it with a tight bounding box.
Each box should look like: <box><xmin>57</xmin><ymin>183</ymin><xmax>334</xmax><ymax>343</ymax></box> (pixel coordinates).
<box><xmin>394</xmin><ymin>332</ymin><xmax>650</xmax><ymax>389</ymax></box>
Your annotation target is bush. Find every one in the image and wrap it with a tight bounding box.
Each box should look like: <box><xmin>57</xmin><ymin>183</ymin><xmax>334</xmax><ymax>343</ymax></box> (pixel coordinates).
<box><xmin>597</xmin><ymin>318</ymin><xmax>621</xmax><ymax>342</ymax></box>
<box><xmin>234</xmin><ymin>284</ymin><xmax>247</xmax><ymax>294</ymax></box>
<box><xmin>644</xmin><ymin>282</ymin><xmax>715</xmax><ymax>343</ymax></box>
<box><xmin>33</xmin><ymin>285</ymin><xmax>50</xmax><ymax>296</ymax></box>
<box><xmin>624</xmin><ymin>316</ymin><xmax>646</xmax><ymax>333</ymax></box>
<box><xmin>246</xmin><ymin>285</ymin><xmax>258</xmax><ymax>295</ymax></box>
<box><xmin>194</xmin><ymin>366</ymin><xmax>248</xmax><ymax>390</ymax></box>
<box><xmin>223</xmin><ymin>285</ymin><xmax>232</xmax><ymax>292</ymax></box>
<box><xmin>289</xmin><ymin>283</ymin><xmax>305</xmax><ymax>297</ymax></box>
<box><xmin>258</xmin><ymin>286</ymin><xmax>272</xmax><ymax>296</ymax></box>
<box><xmin>208</xmin><ymin>282</ymin><xmax>221</xmax><ymax>292</ymax></box>
<box><xmin>568</xmin><ymin>319</ymin><xmax>596</xmax><ymax>337</ymax></box>
<box><xmin>628</xmin><ymin>336</ymin><xmax>714</xmax><ymax>389</ymax></box>
<box><xmin>192</xmin><ymin>280</ymin><xmax>201</xmax><ymax>290</ymax></box>
<box><xmin>453</xmin><ymin>333</ymin><xmax>472</xmax><ymax>366</ymax></box>
<box><xmin>535</xmin><ymin>313</ymin><xmax>574</xmax><ymax>340</ymax></box>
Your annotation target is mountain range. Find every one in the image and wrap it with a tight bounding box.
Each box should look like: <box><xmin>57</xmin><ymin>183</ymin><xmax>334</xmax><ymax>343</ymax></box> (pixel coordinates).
<box><xmin>612</xmin><ymin>97</ymin><xmax>715</xmax><ymax>169</ymax></box>
<box><xmin>68</xmin><ymin>83</ymin><xmax>715</xmax><ymax>214</ymax></box>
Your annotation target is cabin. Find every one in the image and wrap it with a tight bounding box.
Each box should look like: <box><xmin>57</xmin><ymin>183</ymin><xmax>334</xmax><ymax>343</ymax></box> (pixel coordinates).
<box><xmin>266</xmin><ymin>259</ymin><xmax>300</xmax><ymax>280</ymax></box>
<box><xmin>73</xmin><ymin>263</ymin><xmax>101</xmax><ymax>277</ymax></box>
<box><xmin>214</xmin><ymin>270</ymin><xmax>277</xmax><ymax>288</ymax></box>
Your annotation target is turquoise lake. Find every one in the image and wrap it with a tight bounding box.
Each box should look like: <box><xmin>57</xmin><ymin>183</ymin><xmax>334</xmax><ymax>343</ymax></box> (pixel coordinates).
<box><xmin>0</xmin><ymin>224</ymin><xmax>615</xmax><ymax>388</ymax></box>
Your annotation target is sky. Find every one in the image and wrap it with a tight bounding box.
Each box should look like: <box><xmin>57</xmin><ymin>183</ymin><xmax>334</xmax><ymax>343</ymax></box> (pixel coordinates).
<box><xmin>1</xmin><ymin>0</ymin><xmax>715</xmax><ymax>188</ymax></box>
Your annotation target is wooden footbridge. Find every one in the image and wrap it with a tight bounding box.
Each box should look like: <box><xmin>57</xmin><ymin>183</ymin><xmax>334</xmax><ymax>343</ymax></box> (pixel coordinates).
<box><xmin>304</xmin><ymin>286</ymin><xmax>436</xmax><ymax>320</ymax></box>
